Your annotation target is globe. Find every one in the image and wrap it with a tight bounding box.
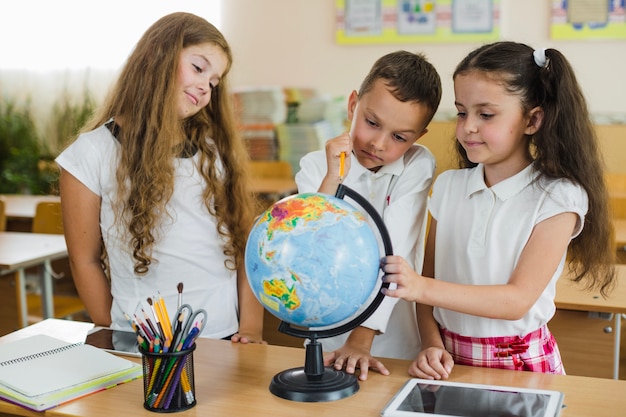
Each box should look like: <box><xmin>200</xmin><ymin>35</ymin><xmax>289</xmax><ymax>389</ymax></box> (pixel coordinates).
<box><xmin>244</xmin><ymin>185</ymin><xmax>393</xmax><ymax>403</ymax></box>
<box><xmin>245</xmin><ymin>192</ymin><xmax>381</xmax><ymax>328</ymax></box>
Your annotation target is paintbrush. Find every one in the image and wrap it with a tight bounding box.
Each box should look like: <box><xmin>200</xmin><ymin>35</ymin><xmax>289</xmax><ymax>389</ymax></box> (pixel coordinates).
<box><xmin>177</xmin><ymin>282</ymin><xmax>184</xmax><ymax>309</ymax></box>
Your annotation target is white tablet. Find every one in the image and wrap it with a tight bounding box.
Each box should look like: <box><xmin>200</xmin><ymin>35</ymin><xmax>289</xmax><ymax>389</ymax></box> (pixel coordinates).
<box><xmin>381</xmin><ymin>378</ymin><xmax>564</xmax><ymax>417</ymax></box>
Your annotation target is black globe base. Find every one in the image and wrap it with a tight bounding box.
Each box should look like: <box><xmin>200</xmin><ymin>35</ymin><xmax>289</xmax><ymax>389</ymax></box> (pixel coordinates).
<box><xmin>269</xmin><ymin>367</ymin><xmax>359</xmax><ymax>402</ymax></box>
<box><xmin>267</xmin><ymin>334</ymin><xmax>359</xmax><ymax>402</ymax></box>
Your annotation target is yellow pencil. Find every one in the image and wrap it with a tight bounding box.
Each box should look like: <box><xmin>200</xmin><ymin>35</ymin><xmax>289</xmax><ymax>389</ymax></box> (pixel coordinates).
<box><xmin>339</xmin><ymin>151</ymin><xmax>346</xmax><ymax>179</ymax></box>
<box><xmin>154</xmin><ymin>298</ymin><xmax>172</xmax><ymax>341</ymax></box>
<box><xmin>158</xmin><ymin>292</ymin><xmax>173</xmax><ymax>340</ymax></box>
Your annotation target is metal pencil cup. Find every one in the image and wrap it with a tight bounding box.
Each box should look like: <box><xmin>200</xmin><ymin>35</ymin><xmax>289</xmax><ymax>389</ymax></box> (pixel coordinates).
<box><xmin>140</xmin><ymin>344</ymin><xmax>197</xmax><ymax>412</ymax></box>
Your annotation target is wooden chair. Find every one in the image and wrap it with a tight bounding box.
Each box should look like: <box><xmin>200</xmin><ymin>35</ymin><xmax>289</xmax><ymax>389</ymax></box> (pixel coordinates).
<box><xmin>606</xmin><ymin>172</ymin><xmax>626</xmax><ymax>219</ymax></box>
<box><xmin>250</xmin><ymin>160</ymin><xmax>296</xmax><ymax>211</ymax></box>
<box><xmin>606</xmin><ymin>173</ymin><xmax>626</xmax><ymax>264</ymax></box>
<box><xmin>250</xmin><ymin>160</ymin><xmax>293</xmax><ymax>179</ymax></box>
<box><xmin>27</xmin><ymin>201</ymin><xmax>88</xmax><ymax>323</ymax></box>
<box><xmin>32</xmin><ymin>201</ymin><xmax>64</xmax><ymax>234</ymax></box>
<box><xmin>0</xmin><ymin>199</ymin><xmax>6</xmax><ymax>231</ymax></box>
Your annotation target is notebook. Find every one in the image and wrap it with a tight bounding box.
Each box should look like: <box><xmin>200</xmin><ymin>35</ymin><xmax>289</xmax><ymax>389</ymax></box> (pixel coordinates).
<box><xmin>0</xmin><ymin>334</ymin><xmax>143</xmax><ymax>411</ymax></box>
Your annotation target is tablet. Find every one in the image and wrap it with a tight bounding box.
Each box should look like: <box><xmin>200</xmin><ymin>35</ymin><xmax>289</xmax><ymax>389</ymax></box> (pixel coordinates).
<box><xmin>381</xmin><ymin>378</ymin><xmax>564</xmax><ymax>417</ymax></box>
<box><xmin>84</xmin><ymin>327</ymin><xmax>141</xmax><ymax>358</ymax></box>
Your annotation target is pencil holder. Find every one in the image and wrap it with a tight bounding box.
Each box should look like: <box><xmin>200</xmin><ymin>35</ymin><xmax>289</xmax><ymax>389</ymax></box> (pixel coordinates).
<box><xmin>140</xmin><ymin>344</ymin><xmax>196</xmax><ymax>412</ymax></box>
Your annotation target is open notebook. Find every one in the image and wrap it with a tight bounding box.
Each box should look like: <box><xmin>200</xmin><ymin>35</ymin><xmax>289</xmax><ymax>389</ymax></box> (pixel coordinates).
<box><xmin>0</xmin><ymin>334</ymin><xmax>142</xmax><ymax>411</ymax></box>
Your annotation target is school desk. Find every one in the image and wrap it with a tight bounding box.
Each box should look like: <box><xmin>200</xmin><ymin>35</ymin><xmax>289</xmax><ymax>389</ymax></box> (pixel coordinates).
<box><xmin>0</xmin><ymin>194</ymin><xmax>60</xmax><ymax>220</ymax></box>
<box><xmin>0</xmin><ymin>318</ymin><xmax>624</xmax><ymax>417</ymax></box>
<box><xmin>555</xmin><ymin>264</ymin><xmax>626</xmax><ymax>379</ymax></box>
<box><xmin>0</xmin><ymin>232</ymin><xmax>67</xmax><ymax>329</ymax></box>
<box><xmin>22</xmin><ymin>340</ymin><xmax>626</xmax><ymax>416</ymax></box>
<box><xmin>0</xmin><ymin>194</ymin><xmax>61</xmax><ymax>232</ymax></box>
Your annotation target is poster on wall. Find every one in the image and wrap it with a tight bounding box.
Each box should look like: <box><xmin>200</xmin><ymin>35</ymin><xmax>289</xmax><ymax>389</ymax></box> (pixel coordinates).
<box><xmin>335</xmin><ymin>0</ymin><xmax>500</xmax><ymax>44</ymax></box>
<box><xmin>551</xmin><ymin>0</ymin><xmax>626</xmax><ymax>40</ymax></box>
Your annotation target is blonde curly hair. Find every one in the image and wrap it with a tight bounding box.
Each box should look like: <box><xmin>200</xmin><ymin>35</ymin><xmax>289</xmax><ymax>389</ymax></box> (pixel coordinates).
<box><xmin>80</xmin><ymin>12</ymin><xmax>256</xmax><ymax>274</ymax></box>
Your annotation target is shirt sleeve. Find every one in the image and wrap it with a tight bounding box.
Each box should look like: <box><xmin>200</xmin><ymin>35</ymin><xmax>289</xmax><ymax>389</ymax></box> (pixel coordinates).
<box><xmin>537</xmin><ymin>178</ymin><xmax>588</xmax><ymax>239</ymax></box>
<box><xmin>295</xmin><ymin>150</ymin><xmax>327</xmax><ymax>193</ymax></box>
<box><xmin>55</xmin><ymin>128</ymin><xmax>116</xmax><ymax>197</ymax></box>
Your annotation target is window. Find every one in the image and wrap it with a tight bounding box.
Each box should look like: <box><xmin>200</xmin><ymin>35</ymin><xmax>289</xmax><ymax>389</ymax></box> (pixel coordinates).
<box><xmin>0</xmin><ymin>0</ymin><xmax>221</xmax><ymax>71</ymax></box>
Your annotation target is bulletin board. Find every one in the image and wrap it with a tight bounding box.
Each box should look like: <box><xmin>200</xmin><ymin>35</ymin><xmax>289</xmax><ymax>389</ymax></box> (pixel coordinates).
<box><xmin>551</xmin><ymin>0</ymin><xmax>626</xmax><ymax>40</ymax></box>
<box><xmin>335</xmin><ymin>0</ymin><xmax>500</xmax><ymax>44</ymax></box>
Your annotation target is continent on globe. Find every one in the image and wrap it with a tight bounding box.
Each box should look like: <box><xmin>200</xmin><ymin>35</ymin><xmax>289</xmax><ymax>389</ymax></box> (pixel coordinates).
<box><xmin>263</xmin><ymin>274</ymin><xmax>301</xmax><ymax>311</ymax></box>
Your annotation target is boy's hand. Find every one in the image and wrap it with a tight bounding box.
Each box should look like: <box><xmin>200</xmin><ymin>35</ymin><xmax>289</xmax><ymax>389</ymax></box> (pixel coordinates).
<box><xmin>319</xmin><ymin>133</ymin><xmax>352</xmax><ymax>194</ymax></box>
<box><xmin>323</xmin><ymin>346</ymin><xmax>390</xmax><ymax>381</ymax></box>
<box><xmin>408</xmin><ymin>347</ymin><xmax>454</xmax><ymax>380</ymax></box>
<box><xmin>322</xmin><ymin>326</ymin><xmax>390</xmax><ymax>381</ymax></box>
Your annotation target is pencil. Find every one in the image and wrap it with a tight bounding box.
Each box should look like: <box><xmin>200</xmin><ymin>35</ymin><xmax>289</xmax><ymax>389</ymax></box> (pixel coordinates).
<box><xmin>170</xmin><ymin>312</ymin><xmax>184</xmax><ymax>351</ymax></box>
<box><xmin>158</xmin><ymin>292</ymin><xmax>173</xmax><ymax>339</ymax></box>
<box><xmin>147</xmin><ymin>298</ymin><xmax>166</xmax><ymax>340</ymax></box>
<box><xmin>142</xmin><ymin>308</ymin><xmax>159</xmax><ymax>339</ymax></box>
<box><xmin>163</xmin><ymin>356</ymin><xmax>189</xmax><ymax>409</ymax></box>
<box><xmin>339</xmin><ymin>151</ymin><xmax>346</xmax><ymax>179</ymax></box>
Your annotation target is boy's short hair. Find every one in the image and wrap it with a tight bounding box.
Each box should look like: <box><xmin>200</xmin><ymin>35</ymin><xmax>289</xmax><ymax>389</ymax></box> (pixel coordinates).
<box><xmin>358</xmin><ymin>50</ymin><xmax>442</xmax><ymax>127</ymax></box>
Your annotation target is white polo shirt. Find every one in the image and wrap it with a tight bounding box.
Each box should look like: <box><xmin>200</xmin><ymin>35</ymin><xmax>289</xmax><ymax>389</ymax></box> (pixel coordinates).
<box><xmin>430</xmin><ymin>163</ymin><xmax>588</xmax><ymax>337</ymax></box>
<box><xmin>295</xmin><ymin>144</ymin><xmax>435</xmax><ymax>359</ymax></box>
<box><xmin>56</xmin><ymin>123</ymin><xmax>239</xmax><ymax>339</ymax></box>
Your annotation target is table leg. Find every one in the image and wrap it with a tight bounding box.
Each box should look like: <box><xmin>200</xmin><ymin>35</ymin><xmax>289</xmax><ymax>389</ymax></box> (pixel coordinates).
<box><xmin>41</xmin><ymin>260</ymin><xmax>55</xmax><ymax>319</ymax></box>
<box><xmin>15</xmin><ymin>269</ymin><xmax>28</xmax><ymax>328</ymax></box>
<box><xmin>614</xmin><ymin>313</ymin><xmax>622</xmax><ymax>380</ymax></box>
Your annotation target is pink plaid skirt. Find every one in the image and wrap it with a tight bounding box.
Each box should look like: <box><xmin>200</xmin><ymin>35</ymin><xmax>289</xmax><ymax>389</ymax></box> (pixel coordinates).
<box><xmin>440</xmin><ymin>325</ymin><xmax>565</xmax><ymax>374</ymax></box>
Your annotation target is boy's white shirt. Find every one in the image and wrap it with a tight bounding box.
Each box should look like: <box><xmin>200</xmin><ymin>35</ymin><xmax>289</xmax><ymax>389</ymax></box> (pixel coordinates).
<box><xmin>295</xmin><ymin>144</ymin><xmax>435</xmax><ymax>359</ymax></box>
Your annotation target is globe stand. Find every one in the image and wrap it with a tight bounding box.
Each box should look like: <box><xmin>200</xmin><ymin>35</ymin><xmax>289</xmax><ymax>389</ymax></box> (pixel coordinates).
<box><xmin>269</xmin><ymin>333</ymin><xmax>359</xmax><ymax>402</ymax></box>
<box><xmin>267</xmin><ymin>184</ymin><xmax>394</xmax><ymax>402</ymax></box>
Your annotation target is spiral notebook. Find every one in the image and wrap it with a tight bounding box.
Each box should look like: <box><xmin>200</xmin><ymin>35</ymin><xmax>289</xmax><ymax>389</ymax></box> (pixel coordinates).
<box><xmin>0</xmin><ymin>334</ymin><xmax>142</xmax><ymax>411</ymax></box>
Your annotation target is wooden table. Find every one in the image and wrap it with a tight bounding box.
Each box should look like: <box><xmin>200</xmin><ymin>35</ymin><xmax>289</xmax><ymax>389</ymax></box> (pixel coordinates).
<box><xmin>555</xmin><ymin>264</ymin><xmax>626</xmax><ymax>379</ymax></box>
<box><xmin>0</xmin><ymin>322</ymin><xmax>625</xmax><ymax>417</ymax></box>
<box><xmin>0</xmin><ymin>232</ymin><xmax>67</xmax><ymax>328</ymax></box>
<box><xmin>0</xmin><ymin>194</ymin><xmax>60</xmax><ymax>220</ymax></box>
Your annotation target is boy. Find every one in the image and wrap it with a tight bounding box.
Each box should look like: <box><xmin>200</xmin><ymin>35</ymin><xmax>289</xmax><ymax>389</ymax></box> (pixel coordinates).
<box><xmin>295</xmin><ymin>50</ymin><xmax>442</xmax><ymax>380</ymax></box>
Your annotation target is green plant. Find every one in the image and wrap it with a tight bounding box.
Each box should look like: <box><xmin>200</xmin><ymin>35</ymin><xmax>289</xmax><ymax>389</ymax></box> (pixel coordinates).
<box><xmin>46</xmin><ymin>87</ymin><xmax>96</xmax><ymax>157</ymax></box>
<box><xmin>0</xmin><ymin>85</ymin><xmax>96</xmax><ymax>195</ymax></box>
<box><xmin>0</xmin><ymin>97</ymin><xmax>49</xmax><ymax>194</ymax></box>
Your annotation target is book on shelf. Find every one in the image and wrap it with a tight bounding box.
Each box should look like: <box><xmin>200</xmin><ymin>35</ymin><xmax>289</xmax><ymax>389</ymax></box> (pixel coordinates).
<box><xmin>276</xmin><ymin>120</ymin><xmax>339</xmax><ymax>174</ymax></box>
<box><xmin>0</xmin><ymin>334</ymin><xmax>142</xmax><ymax>411</ymax></box>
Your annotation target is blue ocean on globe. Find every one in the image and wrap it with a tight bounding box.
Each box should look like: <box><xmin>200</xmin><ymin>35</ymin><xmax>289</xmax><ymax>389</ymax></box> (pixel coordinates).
<box><xmin>245</xmin><ymin>193</ymin><xmax>381</xmax><ymax>327</ymax></box>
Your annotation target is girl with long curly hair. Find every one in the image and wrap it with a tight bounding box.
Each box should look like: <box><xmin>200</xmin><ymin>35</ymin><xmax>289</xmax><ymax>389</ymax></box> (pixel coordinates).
<box><xmin>57</xmin><ymin>12</ymin><xmax>264</xmax><ymax>343</ymax></box>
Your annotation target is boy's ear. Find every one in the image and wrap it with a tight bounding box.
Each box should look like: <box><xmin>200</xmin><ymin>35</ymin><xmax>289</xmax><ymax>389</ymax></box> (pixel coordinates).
<box><xmin>525</xmin><ymin>106</ymin><xmax>544</xmax><ymax>135</ymax></box>
<box><xmin>347</xmin><ymin>90</ymin><xmax>359</xmax><ymax>121</ymax></box>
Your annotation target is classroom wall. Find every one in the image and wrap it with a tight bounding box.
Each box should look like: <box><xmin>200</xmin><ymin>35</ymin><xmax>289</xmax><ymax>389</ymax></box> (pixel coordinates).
<box><xmin>221</xmin><ymin>0</ymin><xmax>626</xmax><ymax>120</ymax></box>
<box><xmin>1</xmin><ymin>1</ymin><xmax>624</xmax><ymax>149</ymax></box>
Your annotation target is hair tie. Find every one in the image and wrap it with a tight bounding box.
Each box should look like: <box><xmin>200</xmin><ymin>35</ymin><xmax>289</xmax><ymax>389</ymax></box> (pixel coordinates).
<box><xmin>533</xmin><ymin>48</ymin><xmax>547</xmax><ymax>68</ymax></box>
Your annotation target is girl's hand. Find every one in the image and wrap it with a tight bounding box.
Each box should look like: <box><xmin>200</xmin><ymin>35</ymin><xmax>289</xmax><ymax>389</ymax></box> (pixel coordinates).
<box><xmin>408</xmin><ymin>347</ymin><xmax>454</xmax><ymax>380</ymax></box>
<box><xmin>380</xmin><ymin>255</ymin><xmax>425</xmax><ymax>303</ymax></box>
<box><xmin>231</xmin><ymin>332</ymin><xmax>267</xmax><ymax>344</ymax></box>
